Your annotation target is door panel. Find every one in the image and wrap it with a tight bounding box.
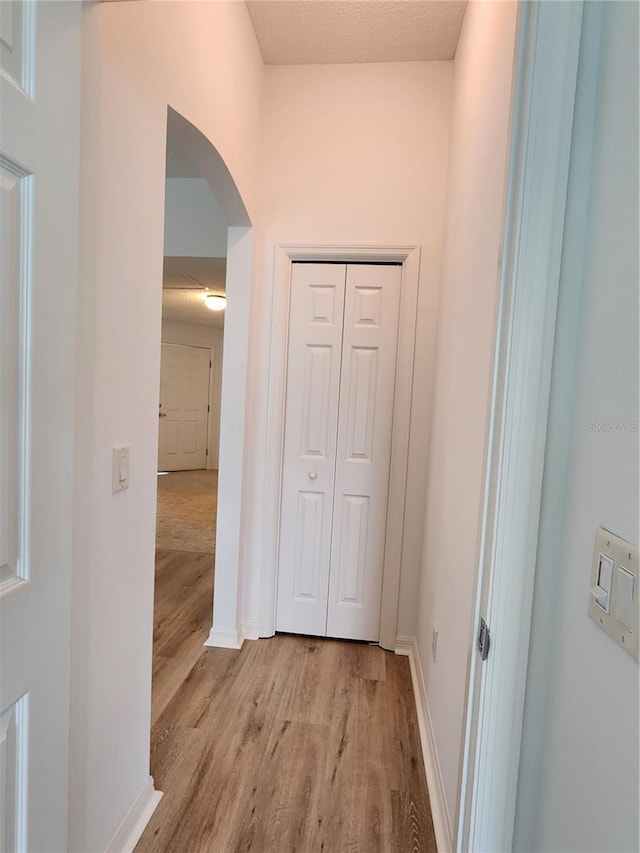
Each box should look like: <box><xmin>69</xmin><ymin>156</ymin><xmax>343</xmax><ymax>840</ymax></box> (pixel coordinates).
<box><xmin>292</xmin><ymin>491</ymin><xmax>325</xmax><ymax>601</ymax></box>
<box><xmin>0</xmin><ymin>2</ymin><xmax>81</xmax><ymax>848</ymax></box>
<box><xmin>276</xmin><ymin>264</ymin><xmax>346</xmax><ymax>636</ymax></box>
<box><xmin>301</xmin><ymin>344</ymin><xmax>334</xmax><ymax>457</ymax></box>
<box><xmin>158</xmin><ymin>343</ymin><xmax>210</xmax><ymax>471</ymax></box>
<box><xmin>0</xmin><ymin>2</ymin><xmax>27</xmax><ymax>88</ymax></box>
<box><xmin>327</xmin><ymin>265</ymin><xmax>402</xmax><ymax>640</ymax></box>
<box><xmin>336</xmin><ymin>493</ymin><xmax>369</xmax><ymax>603</ymax></box>
<box><xmin>0</xmin><ymin>161</ymin><xmax>24</xmax><ymax>589</ymax></box>
<box><xmin>344</xmin><ymin>346</ymin><xmax>378</xmax><ymax>460</ymax></box>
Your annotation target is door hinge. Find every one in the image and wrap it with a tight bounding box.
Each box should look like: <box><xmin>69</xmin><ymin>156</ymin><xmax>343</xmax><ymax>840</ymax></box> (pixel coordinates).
<box><xmin>477</xmin><ymin>617</ymin><xmax>491</xmax><ymax>662</ymax></box>
<box><xmin>209</xmin><ymin>361</ymin><xmax>212</xmax><ymax>368</ymax></box>
<box><xmin>207</xmin><ymin>404</ymin><xmax>210</xmax><ymax>412</ymax></box>
<box><xmin>206</xmin><ymin>449</ymin><xmax>209</xmax><ymax>456</ymax></box>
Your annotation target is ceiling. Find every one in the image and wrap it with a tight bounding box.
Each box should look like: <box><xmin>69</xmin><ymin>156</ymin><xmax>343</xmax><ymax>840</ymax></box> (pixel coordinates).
<box><xmin>162</xmin><ymin>257</ymin><xmax>226</xmax><ymax>329</ymax></box>
<box><xmin>246</xmin><ymin>0</ymin><xmax>467</xmax><ymax>65</ymax></box>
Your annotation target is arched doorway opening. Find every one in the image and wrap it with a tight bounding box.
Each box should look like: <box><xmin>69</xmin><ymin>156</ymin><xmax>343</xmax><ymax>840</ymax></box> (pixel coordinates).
<box><xmin>151</xmin><ymin>108</ymin><xmax>253</xmax><ymax>728</ymax></box>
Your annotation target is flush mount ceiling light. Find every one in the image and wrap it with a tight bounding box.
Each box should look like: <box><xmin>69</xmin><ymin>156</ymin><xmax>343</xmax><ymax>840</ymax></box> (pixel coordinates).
<box><xmin>204</xmin><ymin>293</ymin><xmax>226</xmax><ymax>312</ymax></box>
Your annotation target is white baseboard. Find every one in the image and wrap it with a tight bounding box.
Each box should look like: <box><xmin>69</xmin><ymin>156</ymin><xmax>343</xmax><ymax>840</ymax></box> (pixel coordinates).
<box><xmin>104</xmin><ymin>776</ymin><xmax>162</xmax><ymax>853</ymax></box>
<box><xmin>204</xmin><ymin>624</ymin><xmax>244</xmax><ymax>649</ymax></box>
<box><xmin>396</xmin><ymin>635</ymin><xmax>454</xmax><ymax>852</ymax></box>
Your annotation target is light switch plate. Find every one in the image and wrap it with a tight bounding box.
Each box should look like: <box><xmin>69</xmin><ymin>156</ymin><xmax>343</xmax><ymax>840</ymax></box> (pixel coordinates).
<box><xmin>112</xmin><ymin>444</ymin><xmax>130</xmax><ymax>494</ymax></box>
<box><xmin>588</xmin><ymin>527</ymin><xmax>639</xmax><ymax>661</ymax></box>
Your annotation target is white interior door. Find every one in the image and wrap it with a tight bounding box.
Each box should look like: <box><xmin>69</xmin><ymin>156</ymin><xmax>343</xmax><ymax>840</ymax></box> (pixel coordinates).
<box><xmin>0</xmin><ymin>2</ymin><xmax>81</xmax><ymax>849</ymax></box>
<box><xmin>276</xmin><ymin>263</ymin><xmax>401</xmax><ymax>641</ymax></box>
<box><xmin>158</xmin><ymin>343</ymin><xmax>210</xmax><ymax>471</ymax></box>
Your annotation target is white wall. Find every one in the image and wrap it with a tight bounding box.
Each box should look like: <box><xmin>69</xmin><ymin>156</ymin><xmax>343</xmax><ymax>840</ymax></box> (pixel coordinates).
<box><xmin>514</xmin><ymin>3</ymin><xmax>639</xmax><ymax>850</ymax></box>
<box><xmin>161</xmin><ymin>321</ymin><xmax>224</xmax><ymax>469</ymax></box>
<box><xmin>243</xmin><ymin>61</ymin><xmax>453</xmax><ymax>636</ymax></box>
<box><xmin>71</xmin><ymin>3</ymin><xmax>262</xmax><ymax>850</ymax></box>
<box><xmin>414</xmin><ymin>0</ymin><xmax>518</xmax><ymax>826</ymax></box>
<box><xmin>164</xmin><ymin>177</ymin><xmax>228</xmax><ymax>257</ymax></box>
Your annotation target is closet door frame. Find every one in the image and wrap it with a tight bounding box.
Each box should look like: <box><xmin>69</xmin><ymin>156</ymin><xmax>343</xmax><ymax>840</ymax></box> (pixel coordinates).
<box><xmin>259</xmin><ymin>244</ymin><xmax>421</xmax><ymax>650</ymax></box>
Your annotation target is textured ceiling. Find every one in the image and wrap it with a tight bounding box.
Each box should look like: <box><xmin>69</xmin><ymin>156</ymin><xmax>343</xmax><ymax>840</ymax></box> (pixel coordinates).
<box><xmin>246</xmin><ymin>0</ymin><xmax>468</xmax><ymax>65</ymax></box>
<box><xmin>162</xmin><ymin>257</ymin><xmax>226</xmax><ymax>328</ymax></box>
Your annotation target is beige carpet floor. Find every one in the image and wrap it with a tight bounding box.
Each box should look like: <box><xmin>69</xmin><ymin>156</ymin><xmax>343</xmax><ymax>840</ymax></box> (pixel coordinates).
<box><xmin>155</xmin><ymin>469</ymin><xmax>218</xmax><ymax>553</ymax></box>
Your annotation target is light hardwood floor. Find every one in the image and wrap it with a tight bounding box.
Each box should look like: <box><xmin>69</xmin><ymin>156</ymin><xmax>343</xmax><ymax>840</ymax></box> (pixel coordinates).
<box><xmin>138</xmin><ymin>549</ymin><xmax>437</xmax><ymax>853</ymax></box>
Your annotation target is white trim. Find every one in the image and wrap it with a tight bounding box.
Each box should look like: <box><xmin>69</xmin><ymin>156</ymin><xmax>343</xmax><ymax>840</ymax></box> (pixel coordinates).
<box><xmin>104</xmin><ymin>776</ymin><xmax>162</xmax><ymax>853</ymax></box>
<box><xmin>258</xmin><ymin>244</ymin><xmax>421</xmax><ymax>650</ymax></box>
<box><xmin>204</xmin><ymin>621</ymin><xmax>258</xmax><ymax>648</ymax></box>
<box><xmin>208</xmin><ymin>226</ymin><xmax>253</xmax><ymax>651</ymax></box>
<box><xmin>396</xmin><ymin>636</ymin><xmax>453</xmax><ymax>853</ymax></box>
<box><xmin>204</xmin><ymin>625</ymin><xmax>244</xmax><ymax>650</ymax></box>
<box><xmin>241</xmin><ymin>620</ymin><xmax>260</xmax><ymax>641</ymax></box>
<box><xmin>457</xmin><ymin>3</ymin><xmax>585</xmax><ymax>851</ymax></box>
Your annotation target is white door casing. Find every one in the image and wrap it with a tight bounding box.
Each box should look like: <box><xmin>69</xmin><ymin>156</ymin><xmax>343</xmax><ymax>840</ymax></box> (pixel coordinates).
<box><xmin>259</xmin><ymin>245</ymin><xmax>420</xmax><ymax>651</ymax></box>
<box><xmin>276</xmin><ymin>263</ymin><xmax>402</xmax><ymax>642</ymax></box>
<box><xmin>158</xmin><ymin>343</ymin><xmax>210</xmax><ymax>471</ymax></box>
<box><xmin>0</xmin><ymin>2</ymin><xmax>81</xmax><ymax>849</ymax></box>
<box><xmin>456</xmin><ymin>2</ymin><xmax>585</xmax><ymax>850</ymax></box>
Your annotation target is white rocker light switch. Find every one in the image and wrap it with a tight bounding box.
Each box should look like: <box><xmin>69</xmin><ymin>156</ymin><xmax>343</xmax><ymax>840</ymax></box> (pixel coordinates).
<box><xmin>588</xmin><ymin>527</ymin><xmax>639</xmax><ymax>661</ymax></box>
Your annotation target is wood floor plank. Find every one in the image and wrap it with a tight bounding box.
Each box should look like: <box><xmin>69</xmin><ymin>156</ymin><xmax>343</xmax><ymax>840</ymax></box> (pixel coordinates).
<box><xmin>335</xmin><ymin>638</ymin><xmax>388</xmax><ymax>682</ymax></box>
<box><xmin>272</xmin><ymin>635</ymin><xmax>341</xmax><ymax>725</ymax></box>
<box><xmin>138</xmin><ymin>549</ymin><xmax>437</xmax><ymax>853</ymax></box>
<box><xmin>150</xmin><ymin>549</ymin><xmax>214</xmax><ymax>723</ymax></box>
<box><xmin>309</xmin><ymin>676</ymin><xmax>391</xmax><ymax>852</ymax></box>
<box><xmin>226</xmin><ymin>720</ymin><xmax>328</xmax><ymax>853</ymax></box>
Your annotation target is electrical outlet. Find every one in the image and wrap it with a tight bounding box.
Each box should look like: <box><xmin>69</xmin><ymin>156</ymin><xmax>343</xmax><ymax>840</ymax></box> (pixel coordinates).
<box><xmin>432</xmin><ymin>624</ymin><xmax>439</xmax><ymax>662</ymax></box>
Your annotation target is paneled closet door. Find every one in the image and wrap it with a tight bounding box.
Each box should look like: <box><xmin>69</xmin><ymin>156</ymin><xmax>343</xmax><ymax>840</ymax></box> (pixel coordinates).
<box><xmin>276</xmin><ymin>263</ymin><xmax>402</xmax><ymax>642</ymax></box>
<box><xmin>276</xmin><ymin>264</ymin><xmax>347</xmax><ymax>636</ymax></box>
<box><xmin>326</xmin><ymin>264</ymin><xmax>402</xmax><ymax>641</ymax></box>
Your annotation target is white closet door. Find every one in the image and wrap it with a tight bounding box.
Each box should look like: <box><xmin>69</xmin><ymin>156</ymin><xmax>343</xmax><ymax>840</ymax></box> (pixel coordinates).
<box><xmin>276</xmin><ymin>264</ymin><xmax>346</xmax><ymax>636</ymax></box>
<box><xmin>277</xmin><ymin>263</ymin><xmax>402</xmax><ymax>641</ymax></box>
<box><xmin>327</xmin><ymin>264</ymin><xmax>402</xmax><ymax>640</ymax></box>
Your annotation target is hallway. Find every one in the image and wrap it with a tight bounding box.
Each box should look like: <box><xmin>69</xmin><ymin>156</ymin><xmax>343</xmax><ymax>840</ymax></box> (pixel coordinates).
<box><xmin>140</xmin><ymin>474</ymin><xmax>436</xmax><ymax>851</ymax></box>
<box><xmin>139</xmin><ymin>628</ymin><xmax>436</xmax><ymax>852</ymax></box>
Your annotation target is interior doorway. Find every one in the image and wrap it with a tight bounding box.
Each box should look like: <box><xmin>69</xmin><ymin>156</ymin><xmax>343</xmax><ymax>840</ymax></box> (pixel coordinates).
<box><xmin>260</xmin><ymin>244</ymin><xmax>421</xmax><ymax>650</ymax></box>
<box><xmin>151</xmin><ymin>125</ymin><xmax>229</xmax><ymax>724</ymax></box>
